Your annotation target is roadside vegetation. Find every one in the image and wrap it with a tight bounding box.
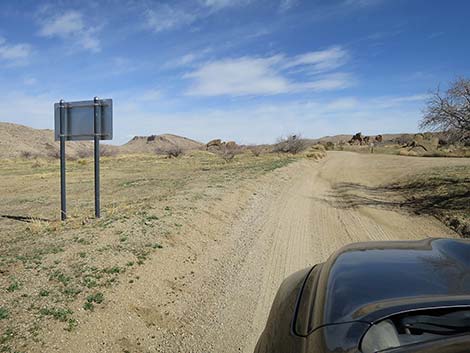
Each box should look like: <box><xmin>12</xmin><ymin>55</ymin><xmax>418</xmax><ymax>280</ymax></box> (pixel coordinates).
<box><xmin>0</xmin><ymin>151</ymin><xmax>298</xmax><ymax>352</ymax></box>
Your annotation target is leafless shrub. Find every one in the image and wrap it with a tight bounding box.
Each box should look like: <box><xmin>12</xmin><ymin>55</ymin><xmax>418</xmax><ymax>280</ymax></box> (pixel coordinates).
<box><xmin>46</xmin><ymin>148</ymin><xmax>60</xmax><ymax>160</ymax></box>
<box><xmin>273</xmin><ymin>134</ymin><xmax>307</xmax><ymax>154</ymax></box>
<box><xmin>216</xmin><ymin>143</ymin><xmax>242</xmax><ymax>162</ymax></box>
<box><xmin>32</xmin><ymin>160</ymin><xmax>45</xmax><ymax>168</ymax></box>
<box><xmin>20</xmin><ymin>151</ymin><xmax>35</xmax><ymax>159</ymax></box>
<box><xmin>100</xmin><ymin>145</ymin><xmax>118</xmax><ymax>157</ymax></box>
<box><xmin>155</xmin><ymin>145</ymin><xmax>184</xmax><ymax>158</ymax></box>
<box><xmin>77</xmin><ymin>147</ymin><xmax>93</xmax><ymax>159</ymax></box>
<box><xmin>247</xmin><ymin>145</ymin><xmax>263</xmax><ymax>156</ymax></box>
<box><xmin>421</xmin><ymin>77</ymin><xmax>470</xmax><ymax>145</ymax></box>
<box><xmin>324</xmin><ymin>142</ymin><xmax>335</xmax><ymax>151</ymax></box>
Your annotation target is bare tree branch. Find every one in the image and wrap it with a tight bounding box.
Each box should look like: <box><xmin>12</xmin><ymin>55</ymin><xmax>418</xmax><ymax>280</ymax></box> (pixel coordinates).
<box><xmin>420</xmin><ymin>78</ymin><xmax>470</xmax><ymax>144</ymax></box>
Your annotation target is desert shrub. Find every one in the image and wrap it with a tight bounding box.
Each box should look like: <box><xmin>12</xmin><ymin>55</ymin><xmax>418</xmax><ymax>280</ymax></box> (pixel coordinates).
<box><xmin>77</xmin><ymin>147</ymin><xmax>93</xmax><ymax>159</ymax></box>
<box><xmin>324</xmin><ymin>142</ymin><xmax>335</xmax><ymax>151</ymax></box>
<box><xmin>247</xmin><ymin>145</ymin><xmax>263</xmax><ymax>157</ymax></box>
<box><xmin>32</xmin><ymin>160</ymin><xmax>48</xmax><ymax>168</ymax></box>
<box><xmin>310</xmin><ymin>144</ymin><xmax>326</xmax><ymax>152</ymax></box>
<box><xmin>20</xmin><ymin>150</ymin><xmax>36</xmax><ymax>159</ymax></box>
<box><xmin>46</xmin><ymin>149</ymin><xmax>60</xmax><ymax>160</ymax></box>
<box><xmin>100</xmin><ymin>145</ymin><xmax>118</xmax><ymax>157</ymax></box>
<box><xmin>273</xmin><ymin>134</ymin><xmax>307</xmax><ymax>154</ymax></box>
<box><xmin>155</xmin><ymin>145</ymin><xmax>183</xmax><ymax>158</ymax></box>
<box><xmin>216</xmin><ymin>143</ymin><xmax>242</xmax><ymax>162</ymax></box>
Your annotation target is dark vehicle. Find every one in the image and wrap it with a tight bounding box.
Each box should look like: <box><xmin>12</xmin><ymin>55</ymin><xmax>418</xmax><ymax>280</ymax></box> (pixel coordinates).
<box><xmin>255</xmin><ymin>238</ymin><xmax>470</xmax><ymax>353</ymax></box>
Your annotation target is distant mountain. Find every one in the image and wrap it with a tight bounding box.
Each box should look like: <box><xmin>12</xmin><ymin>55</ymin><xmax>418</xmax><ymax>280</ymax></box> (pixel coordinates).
<box><xmin>308</xmin><ymin>133</ymin><xmax>416</xmax><ymax>144</ymax></box>
<box><xmin>0</xmin><ymin>122</ymin><xmax>205</xmax><ymax>158</ymax></box>
<box><xmin>121</xmin><ymin>134</ymin><xmax>204</xmax><ymax>154</ymax></box>
<box><xmin>0</xmin><ymin>122</ymin><xmax>97</xmax><ymax>158</ymax></box>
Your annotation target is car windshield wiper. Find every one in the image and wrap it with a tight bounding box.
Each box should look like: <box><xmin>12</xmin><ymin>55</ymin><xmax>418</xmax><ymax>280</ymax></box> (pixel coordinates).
<box><xmin>401</xmin><ymin>313</ymin><xmax>470</xmax><ymax>335</ymax></box>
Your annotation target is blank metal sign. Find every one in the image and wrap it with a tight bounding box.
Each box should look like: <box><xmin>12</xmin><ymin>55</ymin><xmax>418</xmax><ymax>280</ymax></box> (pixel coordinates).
<box><xmin>54</xmin><ymin>99</ymin><xmax>113</xmax><ymax>141</ymax></box>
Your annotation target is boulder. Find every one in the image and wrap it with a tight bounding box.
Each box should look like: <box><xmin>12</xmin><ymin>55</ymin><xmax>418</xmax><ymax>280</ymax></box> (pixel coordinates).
<box><xmin>207</xmin><ymin>139</ymin><xmax>222</xmax><ymax>147</ymax></box>
<box><xmin>349</xmin><ymin>132</ymin><xmax>364</xmax><ymax>145</ymax></box>
<box><xmin>225</xmin><ymin>141</ymin><xmax>238</xmax><ymax>149</ymax></box>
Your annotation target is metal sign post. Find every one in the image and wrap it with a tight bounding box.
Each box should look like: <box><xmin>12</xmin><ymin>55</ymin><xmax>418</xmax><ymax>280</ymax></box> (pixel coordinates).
<box><xmin>93</xmin><ymin>97</ymin><xmax>101</xmax><ymax>218</ymax></box>
<box><xmin>54</xmin><ymin>98</ymin><xmax>113</xmax><ymax>221</ymax></box>
<box><xmin>59</xmin><ymin>100</ymin><xmax>66</xmax><ymax>221</ymax></box>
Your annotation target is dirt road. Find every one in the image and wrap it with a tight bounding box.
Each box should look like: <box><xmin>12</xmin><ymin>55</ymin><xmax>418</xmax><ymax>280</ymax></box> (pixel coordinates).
<box><xmin>46</xmin><ymin>152</ymin><xmax>462</xmax><ymax>353</ymax></box>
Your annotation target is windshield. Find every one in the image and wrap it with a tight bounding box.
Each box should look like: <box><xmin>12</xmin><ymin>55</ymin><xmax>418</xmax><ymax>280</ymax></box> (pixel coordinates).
<box><xmin>361</xmin><ymin>308</ymin><xmax>470</xmax><ymax>353</ymax></box>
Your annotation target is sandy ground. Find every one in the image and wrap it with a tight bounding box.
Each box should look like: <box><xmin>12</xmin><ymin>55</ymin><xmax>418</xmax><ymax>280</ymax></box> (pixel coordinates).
<box><xmin>40</xmin><ymin>152</ymin><xmax>462</xmax><ymax>353</ymax></box>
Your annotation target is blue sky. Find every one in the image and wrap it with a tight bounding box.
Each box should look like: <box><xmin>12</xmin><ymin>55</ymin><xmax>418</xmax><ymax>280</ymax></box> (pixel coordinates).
<box><xmin>0</xmin><ymin>0</ymin><xmax>469</xmax><ymax>144</ymax></box>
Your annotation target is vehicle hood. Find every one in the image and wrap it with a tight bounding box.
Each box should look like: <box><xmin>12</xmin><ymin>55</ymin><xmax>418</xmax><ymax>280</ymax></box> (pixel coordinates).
<box><xmin>312</xmin><ymin>238</ymin><xmax>470</xmax><ymax>330</ymax></box>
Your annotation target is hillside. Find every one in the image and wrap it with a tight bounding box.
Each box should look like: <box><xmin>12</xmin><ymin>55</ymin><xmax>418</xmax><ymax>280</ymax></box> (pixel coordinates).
<box><xmin>122</xmin><ymin>134</ymin><xmax>203</xmax><ymax>154</ymax></box>
<box><xmin>0</xmin><ymin>122</ymin><xmax>97</xmax><ymax>159</ymax></box>
<box><xmin>309</xmin><ymin>133</ymin><xmax>415</xmax><ymax>144</ymax></box>
<box><xmin>0</xmin><ymin>123</ymin><xmax>203</xmax><ymax>158</ymax></box>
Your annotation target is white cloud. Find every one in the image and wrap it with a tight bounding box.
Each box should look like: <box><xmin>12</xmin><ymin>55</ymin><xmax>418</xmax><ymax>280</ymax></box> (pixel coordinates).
<box><xmin>178</xmin><ymin>53</ymin><xmax>198</xmax><ymax>65</ymax></box>
<box><xmin>23</xmin><ymin>78</ymin><xmax>37</xmax><ymax>86</ymax></box>
<box><xmin>284</xmin><ymin>46</ymin><xmax>349</xmax><ymax>73</ymax></box>
<box><xmin>279</xmin><ymin>0</ymin><xmax>298</xmax><ymax>12</ymax></box>
<box><xmin>113</xmin><ymin>93</ymin><xmax>426</xmax><ymax>145</ymax></box>
<box><xmin>343</xmin><ymin>0</ymin><xmax>386</xmax><ymax>7</ymax></box>
<box><xmin>298</xmin><ymin>73</ymin><xmax>354</xmax><ymax>91</ymax></box>
<box><xmin>145</xmin><ymin>4</ymin><xmax>197</xmax><ymax>32</ymax></box>
<box><xmin>38</xmin><ymin>10</ymin><xmax>100</xmax><ymax>52</ymax></box>
<box><xmin>138</xmin><ymin>89</ymin><xmax>162</xmax><ymax>101</ymax></box>
<box><xmin>184</xmin><ymin>47</ymin><xmax>352</xmax><ymax>96</ymax></box>
<box><xmin>0</xmin><ymin>89</ymin><xmax>426</xmax><ymax>146</ymax></box>
<box><xmin>164</xmin><ymin>47</ymin><xmax>213</xmax><ymax>69</ymax></box>
<box><xmin>0</xmin><ymin>91</ymin><xmax>53</xmax><ymax>129</ymax></box>
<box><xmin>0</xmin><ymin>37</ymin><xmax>32</xmax><ymax>64</ymax></box>
<box><xmin>144</xmin><ymin>1</ymin><xmax>253</xmax><ymax>33</ymax></box>
<box><xmin>185</xmin><ymin>56</ymin><xmax>292</xmax><ymax>96</ymax></box>
<box><xmin>203</xmin><ymin>0</ymin><xmax>251</xmax><ymax>9</ymax></box>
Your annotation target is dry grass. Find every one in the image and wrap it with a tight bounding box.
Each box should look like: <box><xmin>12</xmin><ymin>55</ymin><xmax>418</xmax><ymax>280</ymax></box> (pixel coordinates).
<box><xmin>0</xmin><ymin>152</ymin><xmax>296</xmax><ymax>351</ymax></box>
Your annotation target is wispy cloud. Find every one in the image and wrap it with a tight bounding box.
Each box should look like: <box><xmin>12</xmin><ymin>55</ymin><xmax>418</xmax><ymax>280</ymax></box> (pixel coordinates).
<box><xmin>185</xmin><ymin>56</ymin><xmax>290</xmax><ymax>96</ymax></box>
<box><xmin>114</xmin><ymin>93</ymin><xmax>426</xmax><ymax>145</ymax></box>
<box><xmin>284</xmin><ymin>46</ymin><xmax>349</xmax><ymax>73</ymax></box>
<box><xmin>279</xmin><ymin>0</ymin><xmax>298</xmax><ymax>12</ymax></box>
<box><xmin>38</xmin><ymin>10</ymin><xmax>100</xmax><ymax>52</ymax></box>
<box><xmin>164</xmin><ymin>48</ymin><xmax>212</xmax><ymax>69</ymax></box>
<box><xmin>138</xmin><ymin>89</ymin><xmax>163</xmax><ymax>102</ymax></box>
<box><xmin>0</xmin><ymin>37</ymin><xmax>32</xmax><ymax>65</ymax></box>
<box><xmin>343</xmin><ymin>0</ymin><xmax>386</xmax><ymax>7</ymax></box>
<box><xmin>184</xmin><ymin>47</ymin><xmax>352</xmax><ymax>96</ymax></box>
<box><xmin>23</xmin><ymin>77</ymin><xmax>37</xmax><ymax>86</ymax></box>
<box><xmin>203</xmin><ymin>0</ymin><xmax>252</xmax><ymax>10</ymax></box>
<box><xmin>144</xmin><ymin>0</ymin><xmax>253</xmax><ymax>33</ymax></box>
<box><xmin>145</xmin><ymin>4</ymin><xmax>197</xmax><ymax>33</ymax></box>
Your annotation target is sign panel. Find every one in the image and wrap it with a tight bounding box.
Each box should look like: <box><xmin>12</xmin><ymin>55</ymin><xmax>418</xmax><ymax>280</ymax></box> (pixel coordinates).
<box><xmin>54</xmin><ymin>99</ymin><xmax>113</xmax><ymax>141</ymax></box>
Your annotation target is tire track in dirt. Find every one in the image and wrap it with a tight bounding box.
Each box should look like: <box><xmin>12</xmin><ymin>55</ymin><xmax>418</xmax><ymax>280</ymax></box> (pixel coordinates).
<box><xmin>230</xmin><ymin>152</ymin><xmax>457</xmax><ymax>353</ymax></box>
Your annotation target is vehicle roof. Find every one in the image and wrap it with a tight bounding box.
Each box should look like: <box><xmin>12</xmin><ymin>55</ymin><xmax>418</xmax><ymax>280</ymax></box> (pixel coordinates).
<box><xmin>314</xmin><ymin>238</ymin><xmax>470</xmax><ymax>328</ymax></box>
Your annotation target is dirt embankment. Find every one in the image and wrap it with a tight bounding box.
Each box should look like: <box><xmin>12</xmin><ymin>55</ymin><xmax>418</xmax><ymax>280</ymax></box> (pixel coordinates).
<box><xmin>28</xmin><ymin>152</ymin><xmax>469</xmax><ymax>353</ymax></box>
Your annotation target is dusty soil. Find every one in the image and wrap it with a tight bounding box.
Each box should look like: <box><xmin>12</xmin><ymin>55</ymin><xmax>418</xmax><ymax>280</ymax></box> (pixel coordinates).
<box><xmin>1</xmin><ymin>151</ymin><xmax>469</xmax><ymax>352</ymax></box>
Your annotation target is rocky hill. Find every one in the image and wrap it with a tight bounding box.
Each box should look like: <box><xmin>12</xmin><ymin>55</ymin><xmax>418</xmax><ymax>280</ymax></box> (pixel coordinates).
<box><xmin>0</xmin><ymin>122</ymin><xmax>97</xmax><ymax>159</ymax></box>
<box><xmin>308</xmin><ymin>133</ymin><xmax>415</xmax><ymax>145</ymax></box>
<box><xmin>122</xmin><ymin>134</ymin><xmax>203</xmax><ymax>154</ymax></box>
